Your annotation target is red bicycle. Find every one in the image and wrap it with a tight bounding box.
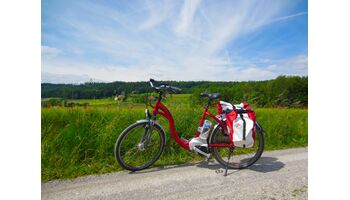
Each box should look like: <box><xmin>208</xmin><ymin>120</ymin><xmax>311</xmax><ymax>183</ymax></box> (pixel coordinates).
<box><xmin>114</xmin><ymin>79</ymin><xmax>264</xmax><ymax>172</ymax></box>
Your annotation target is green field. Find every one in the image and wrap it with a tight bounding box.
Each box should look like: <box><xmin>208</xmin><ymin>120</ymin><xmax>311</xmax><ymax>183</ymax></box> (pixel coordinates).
<box><xmin>41</xmin><ymin>95</ymin><xmax>307</xmax><ymax>182</ymax></box>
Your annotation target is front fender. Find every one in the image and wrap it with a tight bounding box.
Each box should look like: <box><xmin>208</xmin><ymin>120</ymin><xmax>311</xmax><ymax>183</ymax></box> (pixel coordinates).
<box><xmin>136</xmin><ymin>119</ymin><xmax>166</xmax><ymax>139</ymax></box>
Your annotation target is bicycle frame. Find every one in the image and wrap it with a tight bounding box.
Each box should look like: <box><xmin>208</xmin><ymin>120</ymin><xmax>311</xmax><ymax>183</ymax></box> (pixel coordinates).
<box><xmin>152</xmin><ymin>98</ymin><xmax>234</xmax><ymax>151</ymax></box>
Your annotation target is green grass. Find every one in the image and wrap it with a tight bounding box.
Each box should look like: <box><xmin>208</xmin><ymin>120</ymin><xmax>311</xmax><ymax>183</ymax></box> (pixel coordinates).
<box><xmin>64</xmin><ymin>94</ymin><xmax>192</xmax><ymax>107</ymax></box>
<box><xmin>69</xmin><ymin>98</ymin><xmax>119</xmax><ymax>106</ymax></box>
<box><xmin>41</xmin><ymin>99</ymin><xmax>307</xmax><ymax>182</ymax></box>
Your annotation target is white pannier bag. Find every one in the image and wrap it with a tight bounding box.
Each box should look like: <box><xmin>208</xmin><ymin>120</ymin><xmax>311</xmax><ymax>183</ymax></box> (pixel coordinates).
<box><xmin>225</xmin><ymin>102</ymin><xmax>256</xmax><ymax>148</ymax></box>
<box><xmin>231</xmin><ymin>113</ymin><xmax>255</xmax><ymax>148</ymax></box>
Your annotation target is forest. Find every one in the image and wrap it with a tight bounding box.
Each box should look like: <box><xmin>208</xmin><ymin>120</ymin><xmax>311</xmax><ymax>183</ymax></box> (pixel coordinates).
<box><xmin>41</xmin><ymin>76</ymin><xmax>308</xmax><ymax>108</ymax></box>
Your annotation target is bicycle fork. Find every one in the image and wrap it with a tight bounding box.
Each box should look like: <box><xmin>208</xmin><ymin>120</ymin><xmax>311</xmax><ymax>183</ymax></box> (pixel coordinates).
<box><xmin>138</xmin><ymin>110</ymin><xmax>155</xmax><ymax>149</ymax></box>
<box><xmin>139</xmin><ymin>121</ymin><xmax>154</xmax><ymax>148</ymax></box>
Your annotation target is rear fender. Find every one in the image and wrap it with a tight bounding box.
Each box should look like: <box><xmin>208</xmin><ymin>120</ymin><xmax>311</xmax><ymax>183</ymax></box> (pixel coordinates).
<box><xmin>207</xmin><ymin>123</ymin><xmax>226</xmax><ymax>145</ymax></box>
<box><xmin>255</xmin><ymin>122</ymin><xmax>264</xmax><ymax>133</ymax></box>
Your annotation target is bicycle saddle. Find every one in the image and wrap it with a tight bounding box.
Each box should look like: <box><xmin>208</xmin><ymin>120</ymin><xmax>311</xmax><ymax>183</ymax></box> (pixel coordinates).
<box><xmin>200</xmin><ymin>93</ymin><xmax>221</xmax><ymax>100</ymax></box>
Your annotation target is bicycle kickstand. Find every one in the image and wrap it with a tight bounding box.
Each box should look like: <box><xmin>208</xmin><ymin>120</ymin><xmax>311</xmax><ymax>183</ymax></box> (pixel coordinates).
<box><xmin>224</xmin><ymin>148</ymin><xmax>233</xmax><ymax>176</ymax></box>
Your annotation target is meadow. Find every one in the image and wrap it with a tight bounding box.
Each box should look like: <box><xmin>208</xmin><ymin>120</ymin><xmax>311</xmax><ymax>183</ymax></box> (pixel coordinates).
<box><xmin>41</xmin><ymin>94</ymin><xmax>307</xmax><ymax>182</ymax></box>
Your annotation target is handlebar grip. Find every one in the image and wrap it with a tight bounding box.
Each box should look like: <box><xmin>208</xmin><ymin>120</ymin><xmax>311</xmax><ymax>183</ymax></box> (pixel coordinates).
<box><xmin>149</xmin><ymin>78</ymin><xmax>182</xmax><ymax>93</ymax></box>
<box><xmin>151</xmin><ymin>78</ymin><xmax>168</xmax><ymax>86</ymax></box>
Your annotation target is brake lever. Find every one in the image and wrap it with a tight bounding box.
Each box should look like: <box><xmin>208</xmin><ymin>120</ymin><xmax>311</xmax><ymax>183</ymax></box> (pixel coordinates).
<box><xmin>171</xmin><ymin>86</ymin><xmax>181</xmax><ymax>93</ymax></box>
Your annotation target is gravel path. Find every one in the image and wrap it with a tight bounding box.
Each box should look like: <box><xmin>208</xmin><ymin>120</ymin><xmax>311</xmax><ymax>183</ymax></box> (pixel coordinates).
<box><xmin>42</xmin><ymin>147</ymin><xmax>308</xmax><ymax>200</ymax></box>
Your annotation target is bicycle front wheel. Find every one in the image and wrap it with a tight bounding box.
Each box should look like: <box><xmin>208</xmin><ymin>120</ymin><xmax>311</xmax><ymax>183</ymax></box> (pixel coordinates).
<box><xmin>114</xmin><ymin>121</ymin><xmax>165</xmax><ymax>171</ymax></box>
<box><xmin>209</xmin><ymin>122</ymin><xmax>264</xmax><ymax>169</ymax></box>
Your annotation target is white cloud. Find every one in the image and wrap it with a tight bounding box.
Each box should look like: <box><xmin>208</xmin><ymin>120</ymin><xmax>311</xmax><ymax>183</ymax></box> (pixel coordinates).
<box><xmin>175</xmin><ymin>0</ymin><xmax>202</xmax><ymax>36</ymax></box>
<box><xmin>42</xmin><ymin>0</ymin><xmax>307</xmax><ymax>82</ymax></box>
<box><xmin>267</xmin><ymin>54</ymin><xmax>308</xmax><ymax>75</ymax></box>
<box><xmin>139</xmin><ymin>0</ymin><xmax>178</xmax><ymax>30</ymax></box>
<box><xmin>41</xmin><ymin>45</ymin><xmax>61</xmax><ymax>58</ymax></box>
<box><xmin>42</xmin><ymin>72</ymin><xmax>95</xmax><ymax>84</ymax></box>
<box><xmin>269</xmin><ymin>11</ymin><xmax>308</xmax><ymax>24</ymax></box>
<box><xmin>42</xmin><ymin>55</ymin><xmax>278</xmax><ymax>83</ymax></box>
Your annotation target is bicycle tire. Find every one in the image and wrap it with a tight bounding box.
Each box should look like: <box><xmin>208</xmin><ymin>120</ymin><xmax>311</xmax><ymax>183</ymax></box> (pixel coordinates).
<box><xmin>209</xmin><ymin>122</ymin><xmax>264</xmax><ymax>169</ymax></box>
<box><xmin>114</xmin><ymin>121</ymin><xmax>166</xmax><ymax>171</ymax></box>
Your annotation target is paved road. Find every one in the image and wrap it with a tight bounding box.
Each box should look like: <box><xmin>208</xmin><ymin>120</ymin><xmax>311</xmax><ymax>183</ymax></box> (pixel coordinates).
<box><xmin>42</xmin><ymin>148</ymin><xmax>308</xmax><ymax>200</ymax></box>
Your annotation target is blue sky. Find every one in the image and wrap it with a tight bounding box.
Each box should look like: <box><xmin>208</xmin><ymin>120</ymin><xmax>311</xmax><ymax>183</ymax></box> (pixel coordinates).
<box><xmin>42</xmin><ymin>0</ymin><xmax>308</xmax><ymax>83</ymax></box>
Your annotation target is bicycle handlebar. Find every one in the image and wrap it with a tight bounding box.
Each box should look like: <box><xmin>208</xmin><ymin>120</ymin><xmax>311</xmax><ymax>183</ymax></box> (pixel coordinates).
<box><xmin>149</xmin><ymin>78</ymin><xmax>182</xmax><ymax>94</ymax></box>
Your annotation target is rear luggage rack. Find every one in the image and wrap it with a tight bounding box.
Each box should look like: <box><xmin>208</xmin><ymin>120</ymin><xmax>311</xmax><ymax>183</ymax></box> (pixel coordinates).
<box><xmin>235</xmin><ymin>109</ymin><xmax>254</xmax><ymax>113</ymax></box>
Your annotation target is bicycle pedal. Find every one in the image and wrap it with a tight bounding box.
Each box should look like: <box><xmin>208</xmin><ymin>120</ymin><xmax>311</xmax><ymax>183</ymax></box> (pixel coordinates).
<box><xmin>193</xmin><ymin>146</ymin><xmax>211</xmax><ymax>159</ymax></box>
<box><xmin>197</xmin><ymin>145</ymin><xmax>209</xmax><ymax>154</ymax></box>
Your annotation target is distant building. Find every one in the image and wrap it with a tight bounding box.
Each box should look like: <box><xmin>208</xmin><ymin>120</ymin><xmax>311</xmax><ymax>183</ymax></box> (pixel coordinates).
<box><xmin>114</xmin><ymin>94</ymin><xmax>125</xmax><ymax>101</ymax></box>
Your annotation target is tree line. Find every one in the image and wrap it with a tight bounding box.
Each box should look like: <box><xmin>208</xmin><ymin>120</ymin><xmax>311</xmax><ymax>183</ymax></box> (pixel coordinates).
<box><xmin>41</xmin><ymin>76</ymin><xmax>308</xmax><ymax>108</ymax></box>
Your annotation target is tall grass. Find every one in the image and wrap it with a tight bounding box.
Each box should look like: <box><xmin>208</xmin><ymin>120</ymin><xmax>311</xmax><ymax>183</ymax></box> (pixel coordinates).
<box><xmin>41</xmin><ymin>105</ymin><xmax>307</xmax><ymax>182</ymax></box>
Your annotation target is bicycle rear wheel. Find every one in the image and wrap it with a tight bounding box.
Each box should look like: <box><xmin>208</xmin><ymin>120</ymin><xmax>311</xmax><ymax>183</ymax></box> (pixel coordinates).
<box><xmin>209</xmin><ymin>123</ymin><xmax>264</xmax><ymax>169</ymax></box>
<box><xmin>114</xmin><ymin>121</ymin><xmax>165</xmax><ymax>171</ymax></box>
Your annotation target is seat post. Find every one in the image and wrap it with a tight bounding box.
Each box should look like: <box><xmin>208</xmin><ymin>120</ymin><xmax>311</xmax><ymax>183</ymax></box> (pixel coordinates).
<box><xmin>205</xmin><ymin>98</ymin><xmax>211</xmax><ymax>110</ymax></box>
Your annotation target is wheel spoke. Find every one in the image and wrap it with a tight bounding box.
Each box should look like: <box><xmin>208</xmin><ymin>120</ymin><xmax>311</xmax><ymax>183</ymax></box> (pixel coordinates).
<box><xmin>211</xmin><ymin>124</ymin><xmax>264</xmax><ymax>169</ymax></box>
<box><xmin>115</xmin><ymin>122</ymin><xmax>164</xmax><ymax>171</ymax></box>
